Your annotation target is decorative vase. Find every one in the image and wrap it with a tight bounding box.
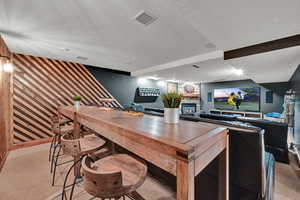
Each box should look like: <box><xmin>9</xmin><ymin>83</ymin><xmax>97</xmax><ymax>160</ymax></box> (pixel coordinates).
<box><xmin>74</xmin><ymin>100</ymin><xmax>81</xmax><ymax>112</ymax></box>
<box><xmin>164</xmin><ymin>108</ymin><xmax>179</xmax><ymax>124</ymax></box>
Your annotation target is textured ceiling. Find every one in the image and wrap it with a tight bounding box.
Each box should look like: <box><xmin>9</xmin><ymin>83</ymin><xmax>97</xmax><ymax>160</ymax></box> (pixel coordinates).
<box><xmin>175</xmin><ymin>0</ymin><xmax>300</xmax><ymax>50</ymax></box>
<box><xmin>1</xmin><ymin>0</ymin><xmax>300</xmax><ymax>83</ymax></box>
<box><xmin>0</xmin><ymin>0</ymin><xmax>214</xmax><ymax>72</ymax></box>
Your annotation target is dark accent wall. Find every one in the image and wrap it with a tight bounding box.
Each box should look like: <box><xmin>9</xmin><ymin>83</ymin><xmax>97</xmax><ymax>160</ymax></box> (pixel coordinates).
<box><xmin>290</xmin><ymin>65</ymin><xmax>300</xmax><ymax>145</ymax></box>
<box><xmin>86</xmin><ymin>66</ymin><xmax>167</xmax><ymax>108</ymax></box>
<box><xmin>201</xmin><ymin>79</ymin><xmax>290</xmax><ymax>114</ymax></box>
<box><xmin>85</xmin><ymin>66</ymin><xmax>291</xmax><ymax>115</ymax></box>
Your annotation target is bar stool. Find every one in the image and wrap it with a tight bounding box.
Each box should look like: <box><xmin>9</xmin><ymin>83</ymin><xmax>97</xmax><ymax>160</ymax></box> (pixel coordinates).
<box><xmin>49</xmin><ymin>115</ymin><xmax>74</xmax><ymax>181</ymax></box>
<box><xmin>61</xmin><ymin>133</ymin><xmax>110</xmax><ymax>200</ymax></box>
<box><xmin>49</xmin><ymin>115</ymin><xmax>73</xmax><ymax>163</ymax></box>
<box><xmin>81</xmin><ymin>153</ymin><xmax>148</xmax><ymax>200</ymax></box>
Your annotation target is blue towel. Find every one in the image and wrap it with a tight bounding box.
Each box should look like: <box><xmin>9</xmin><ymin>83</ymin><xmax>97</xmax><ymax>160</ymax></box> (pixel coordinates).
<box><xmin>265</xmin><ymin>112</ymin><xmax>282</xmax><ymax>118</ymax></box>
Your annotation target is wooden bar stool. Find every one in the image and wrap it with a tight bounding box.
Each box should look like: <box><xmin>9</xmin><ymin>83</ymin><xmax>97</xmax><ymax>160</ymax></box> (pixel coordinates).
<box><xmin>49</xmin><ymin>115</ymin><xmax>74</xmax><ymax>177</ymax></box>
<box><xmin>49</xmin><ymin>115</ymin><xmax>73</xmax><ymax>161</ymax></box>
<box><xmin>60</xmin><ymin>133</ymin><xmax>110</xmax><ymax>200</ymax></box>
<box><xmin>49</xmin><ymin>115</ymin><xmax>74</xmax><ymax>166</ymax></box>
<box><xmin>81</xmin><ymin>154</ymin><xmax>148</xmax><ymax>200</ymax></box>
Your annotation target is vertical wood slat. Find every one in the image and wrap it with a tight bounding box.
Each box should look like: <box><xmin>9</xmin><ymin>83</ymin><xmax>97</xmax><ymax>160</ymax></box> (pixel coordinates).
<box><xmin>12</xmin><ymin>53</ymin><xmax>121</xmax><ymax>146</ymax></box>
<box><xmin>0</xmin><ymin>35</ymin><xmax>12</xmax><ymax>172</ymax></box>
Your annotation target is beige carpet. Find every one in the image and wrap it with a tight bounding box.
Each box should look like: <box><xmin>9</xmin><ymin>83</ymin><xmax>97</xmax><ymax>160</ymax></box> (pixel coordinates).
<box><xmin>0</xmin><ymin>143</ymin><xmax>299</xmax><ymax>200</ymax></box>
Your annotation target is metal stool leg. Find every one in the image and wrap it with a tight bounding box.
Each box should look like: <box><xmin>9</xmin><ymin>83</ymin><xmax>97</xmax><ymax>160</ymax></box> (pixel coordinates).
<box><xmin>51</xmin><ymin>139</ymin><xmax>60</xmax><ymax>173</ymax></box>
<box><xmin>62</xmin><ymin>157</ymin><xmax>83</xmax><ymax>200</ymax></box>
<box><xmin>69</xmin><ymin>174</ymin><xmax>79</xmax><ymax>200</ymax></box>
<box><xmin>69</xmin><ymin>157</ymin><xmax>83</xmax><ymax>200</ymax></box>
<box><xmin>52</xmin><ymin>144</ymin><xmax>62</xmax><ymax>186</ymax></box>
<box><xmin>49</xmin><ymin>135</ymin><xmax>56</xmax><ymax>162</ymax></box>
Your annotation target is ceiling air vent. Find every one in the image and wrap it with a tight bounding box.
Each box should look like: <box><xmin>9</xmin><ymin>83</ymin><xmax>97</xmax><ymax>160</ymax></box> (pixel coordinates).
<box><xmin>76</xmin><ymin>56</ymin><xmax>88</xmax><ymax>61</ymax></box>
<box><xmin>134</xmin><ymin>11</ymin><xmax>157</xmax><ymax>26</ymax></box>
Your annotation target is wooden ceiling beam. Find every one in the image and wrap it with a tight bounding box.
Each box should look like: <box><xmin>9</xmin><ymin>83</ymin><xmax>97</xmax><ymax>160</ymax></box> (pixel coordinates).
<box><xmin>224</xmin><ymin>34</ymin><xmax>300</xmax><ymax>60</ymax></box>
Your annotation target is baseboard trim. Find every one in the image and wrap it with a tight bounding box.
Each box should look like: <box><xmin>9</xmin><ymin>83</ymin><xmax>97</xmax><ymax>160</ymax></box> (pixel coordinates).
<box><xmin>9</xmin><ymin>137</ymin><xmax>53</xmax><ymax>151</ymax></box>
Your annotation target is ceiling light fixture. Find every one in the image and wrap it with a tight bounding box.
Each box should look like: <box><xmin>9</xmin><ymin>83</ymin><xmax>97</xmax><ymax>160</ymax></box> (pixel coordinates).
<box><xmin>3</xmin><ymin>62</ymin><xmax>14</xmax><ymax>72</ymax></box>
<box><xmin>157</xmin><ymin>80</ymin><xmax>165</xmax><ymax>87</ymax></box>
<box><xmin>232</xmin><ymin>68</ymin><xmax>244</xmax><ymax>76</ymax></box>
<box><xmin>0</xmin><ymin>55</ymin><xmax>14</xmax><ymax>72</ymax></box>
<box><xmin>166</xmin><ymin>79</ymin><xmax>178</xmax><ymax>83</ymax></box>
<box><xmin>146</xmin><ymin>76</ymin><xmax>160</xmax><ymax>80</ymax></box>
<box><xmin>184</xmin><ymin>82</ymin><xmax>196</xmax><ymax>85</ymax></box>
<box><xmin>137</xmin><ymin>77</ymin><xmax>148</xmax><ymax>85</ymax></box>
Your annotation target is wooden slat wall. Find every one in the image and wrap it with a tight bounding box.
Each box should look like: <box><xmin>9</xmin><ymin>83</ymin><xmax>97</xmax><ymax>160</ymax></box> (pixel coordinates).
<box><xmin>0</xmin><ymin>35</ymin><xmax>13</xmax><ymax>172</ymax></box>
<box><xmin>12</xmin><ymin>53</ymin><xmax>122</xmax><ymax>145</ymax></box>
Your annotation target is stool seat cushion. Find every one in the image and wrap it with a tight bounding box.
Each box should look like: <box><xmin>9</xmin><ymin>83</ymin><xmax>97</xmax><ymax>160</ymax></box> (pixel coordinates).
<box><xmin>92</xmin><ymin>154</ymin><xmax>147</xmax><ymax>187</ymax></box>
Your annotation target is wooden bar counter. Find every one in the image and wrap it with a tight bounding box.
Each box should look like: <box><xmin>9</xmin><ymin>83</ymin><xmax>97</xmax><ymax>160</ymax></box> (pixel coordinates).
<box><xmin>58</xmin><ymin>106</ymin><xmax>229</xmax><ymax>200</ymax></box>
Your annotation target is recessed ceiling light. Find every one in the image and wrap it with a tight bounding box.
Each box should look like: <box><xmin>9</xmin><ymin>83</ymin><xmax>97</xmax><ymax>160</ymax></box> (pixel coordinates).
<box><xmin>76</xmin><ymin>56</ymin><xmax>88</xmax><ymax>61</ymax></box>
<box><xmin>166</xmin><ymin>79</ymin><xmax>178</xmax><ymax>83</ymax></box>
<box><xmin>184</xmin><ymin>82</ymin><xmax>196</xmax><ymax>85</ymax></box>
<box><xmin>138</xmin><ymin>77</ymin><xmax>148</xmax><ymax>84</ymax></box>
<box><xmin>146</xmin><ymin>76</ymin><xmax>161</xmax><ymax>80</ymax></box>
<box><xmin>232</xmin><ymin>68</ymin><xmax>244</xmax><ymax>76</ymax></box>
<box><xmin>157</xmin><ymin>80</ymin><xmax>165</xmax><ymax>87</ymax></box>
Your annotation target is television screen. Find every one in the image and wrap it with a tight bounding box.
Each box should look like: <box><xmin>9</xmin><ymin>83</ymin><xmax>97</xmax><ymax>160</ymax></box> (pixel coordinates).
<box><xmin>213</xmin><ymin>87</ymin><xmax>260</xmax><ymax>111</ymax></box>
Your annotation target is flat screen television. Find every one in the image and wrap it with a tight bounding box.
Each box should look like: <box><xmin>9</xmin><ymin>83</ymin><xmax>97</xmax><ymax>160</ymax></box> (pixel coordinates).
<box><xmin>213</xmin><ymin>87</ymin><xmax>260</xmax><ymax>112</ymax></box>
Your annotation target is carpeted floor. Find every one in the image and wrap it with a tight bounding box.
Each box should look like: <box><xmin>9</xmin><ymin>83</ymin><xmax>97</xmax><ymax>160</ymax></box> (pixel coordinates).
<box><xmin>0</xmin><ymin>143</ymin><xmax>175</xmax><ymax>200</ymax></box>
<box><xmin>0</xmin><ymin>143</ymin><xmax>299</xmax><ymax>200</ymax></box>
